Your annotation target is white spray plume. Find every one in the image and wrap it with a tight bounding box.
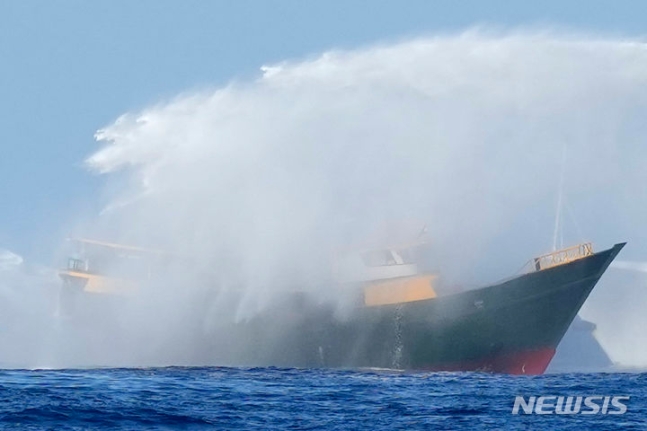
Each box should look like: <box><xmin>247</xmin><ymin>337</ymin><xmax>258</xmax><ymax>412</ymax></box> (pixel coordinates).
<box><xmin>5</xmin><ymin>29</ymin><xmax>647</xmax><ymax>368</ymax></box>
<box><xmin>83</xmin><ymin>30</ymin><xmax>647</xmax><ymax>368</ymax></box>
<box><xmin>0</xmin><ymin>249</ymin><xmax>23</xmax><ymax>271</ymax></box>
<box><xmin>0</xmin><ymin>249</ymin><xmax>63</xmax><ymax>368</ymax></box>
<box><xmin>611</xmin><ymin>261</ymin><xmax>647</xmax><ymax>273</ymax></box>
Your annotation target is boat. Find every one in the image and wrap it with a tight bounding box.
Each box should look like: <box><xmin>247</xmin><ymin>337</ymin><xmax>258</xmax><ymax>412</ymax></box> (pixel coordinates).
<box><xmin>547</xmin><ymin>316</ymin><xmax>613</xmax><ymax>373</ymax></box>
<box><xmin>58</xmin><ymin>238</ymin><xmax>624</xmax><ymax>374</ymax></box>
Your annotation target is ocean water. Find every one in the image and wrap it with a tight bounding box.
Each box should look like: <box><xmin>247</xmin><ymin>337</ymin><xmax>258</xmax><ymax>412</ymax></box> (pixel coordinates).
<box><xmin>0</xmin><ymin>368</ymin><xmax>644</xmax><ymax>430</ymax></box>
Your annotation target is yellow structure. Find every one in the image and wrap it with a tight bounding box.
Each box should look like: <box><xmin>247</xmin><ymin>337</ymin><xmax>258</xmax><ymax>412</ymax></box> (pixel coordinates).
<box><xmin>59</xmin><ymin>270</ymin><xmax>137</xmax><ymax>295</ymax></box>
<box><xmin>364</xmin><ymin>274</ymin><xmax>437</xmax><ymax>307</ymax></box>
<box><xmin>58</xmin><ymin>238</ymin><xmax>162</xmax><ymax>295</ymax></box>
<box><xmin>531</xmin><ymin>243</ymin><xmax>593</xmax><ymax>271</ymax></box>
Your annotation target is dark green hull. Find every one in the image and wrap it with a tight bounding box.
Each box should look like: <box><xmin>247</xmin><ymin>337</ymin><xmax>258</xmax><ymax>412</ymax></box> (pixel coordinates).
<box><xmin>234</xmin><ymin>243</ymin><xmax>624</xmax><ymax>374</ymax></box>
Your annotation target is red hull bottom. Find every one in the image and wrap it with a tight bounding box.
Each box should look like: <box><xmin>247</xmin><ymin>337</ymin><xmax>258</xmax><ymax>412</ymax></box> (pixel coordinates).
<box><xmin>420</xmin><ymin>347</ymin><xmax>556</xmax><ymax>375</ymax></box>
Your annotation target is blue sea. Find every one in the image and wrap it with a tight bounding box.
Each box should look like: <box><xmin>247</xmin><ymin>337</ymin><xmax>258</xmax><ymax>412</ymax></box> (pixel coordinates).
<box><xmin>0</xmin><ymin>368</ymin><xmax>644</xmax><ymax>430</ymax></box>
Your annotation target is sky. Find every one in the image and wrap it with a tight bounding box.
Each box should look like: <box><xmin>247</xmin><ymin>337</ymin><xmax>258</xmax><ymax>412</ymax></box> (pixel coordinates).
<box><xmin>1</xmin><ymin>0</ymin><xmax>646</xmax><ymax>264</ymax></box>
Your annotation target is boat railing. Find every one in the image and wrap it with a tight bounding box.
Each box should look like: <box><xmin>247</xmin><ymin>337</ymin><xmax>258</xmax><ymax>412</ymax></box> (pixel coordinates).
<box><xmin>525</xmin><ymin>243</ymin><xmax>594</xmax><ymax>272</ymax></box>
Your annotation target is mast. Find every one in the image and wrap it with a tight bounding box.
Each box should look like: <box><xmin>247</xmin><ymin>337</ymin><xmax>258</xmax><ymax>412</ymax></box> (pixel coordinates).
<box><xmin>552</xmin><ymin>145</ymin><xmax>567</xmax><ymax>251</ymax></box>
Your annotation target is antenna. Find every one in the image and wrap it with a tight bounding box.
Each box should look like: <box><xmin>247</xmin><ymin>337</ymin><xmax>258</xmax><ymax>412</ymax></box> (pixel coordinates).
<box><xmin>552</xmin><ymin>145</ymin><xmax>567</xmax><ymax>251</ymax></box>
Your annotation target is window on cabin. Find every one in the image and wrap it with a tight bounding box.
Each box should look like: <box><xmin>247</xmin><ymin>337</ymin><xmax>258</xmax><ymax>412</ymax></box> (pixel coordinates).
<box><xmin>361</xmin><ymin>250</ymin><xmax>397</xmax><ymax>267</ymax></box>
<box><xmin>396</xmin><ymin>248</ymin><xmax>416</xmax><ymax>264</ymax></box>
<box><xmin>68</xmin><ymin>258</ymin><xmax>86</xmax><ymax>272</ymax></box>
